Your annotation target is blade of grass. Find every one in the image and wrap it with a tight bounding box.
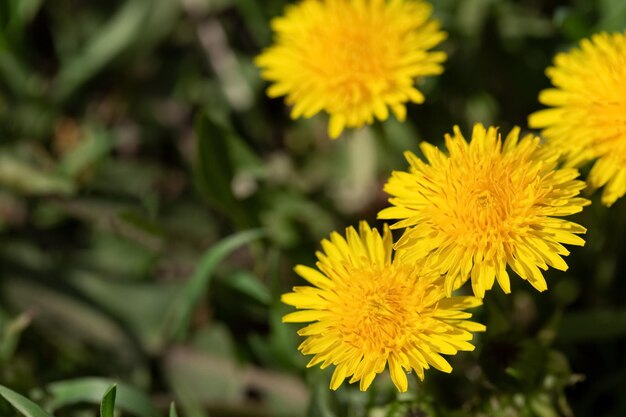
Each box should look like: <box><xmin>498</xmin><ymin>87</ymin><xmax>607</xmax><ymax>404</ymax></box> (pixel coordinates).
<box><xmin>100</xmin><ymin>385</ymin><xmax>117</xmax><ymax>417</ymax></box>
<box><xmin>0</xmin><ymin>311</ymin><xmax>31</xmax><ymax>362</ymax></box>
<box><xmin>224</xmin><ymin>270</ymin><xmax>271</xmax><ymax>305</ymax></box>
<box><xmin>169</xmin><ymin>402</ymin><xmax>179</xmax><ymax>417</ymax></box>
<box><xmin>0</xmin><ymin>41</ymin><xmax>45</xmax><ymax>98</ymax></box>
<box><xmin>47</xmin><ymin>378</ymin><xmax>158</xmax><ymax>417</ymax></box>
<box><xmin>165</xmin><ymin>228</ymin><xmax>264</xmax><ymax>342</ymax></box>
<box><xmin>0</xmin><ymin>385</ymin><xmax>52</xmax><ymax>417</ymax></box>
<box><xmin>53</xmin><ymin>0</ymin><xmax>150</xmax><ymax>101</ymax></box>
<box><xmin>5</xmin><ymin>0</ymin><xmax>44</xmax><ymax>41</ymax></box>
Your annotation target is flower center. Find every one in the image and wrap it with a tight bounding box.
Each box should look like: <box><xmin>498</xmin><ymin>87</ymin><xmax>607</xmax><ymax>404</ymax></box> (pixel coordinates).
<box><xmin>460</xmin><ymin>172</ymin><xmax>513</xmax><ymax>227</ymax></box>
<box><xmin>307</xmin><ymin>21</ymin><xmax>394</xmax><ymax>103</ymax></box>
<box><xmin>331</xmin><ymin>266</ymin><xmax>429</xmax><ymax>354</ymax></box>
<box><xmin>476</xmin><ymin>191</ymin><xmax>493</xmax><ymax>208</ymax></box>
<box><xmin>435</xmin><ymin>155</ymin><xmax>538</xmax><ymax>250</ymax></box>
<box><xmin>333</xmin><ymin>30</ymin><xmax>387</xmax><ymax>77</ymax></box>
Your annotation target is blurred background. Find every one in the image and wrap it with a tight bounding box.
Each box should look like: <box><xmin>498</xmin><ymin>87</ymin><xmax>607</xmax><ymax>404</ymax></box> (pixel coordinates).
<box><xmin>0</xmin><ymin>0</ymin><xmax>625</xmax><ymax>416</ymax></box>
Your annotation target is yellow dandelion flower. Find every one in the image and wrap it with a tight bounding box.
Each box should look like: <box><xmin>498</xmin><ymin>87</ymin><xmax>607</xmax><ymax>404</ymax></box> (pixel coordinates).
<box><xmin>255</xmin><ymin>0</ymin><xmax>447</xmax><ymax>139</ymax></box>
<box><xmin>528</xmin><ymin>31</ymin><xmax>626</xmax><ymax>206</ymax></box>
<box><xmin>282</xmin><ymin>221</ymin><xmax>485</xmax><ymax>392</ymax></box>
<box><xmin>378</xmin><ymin>124</ymin><xmax>590</xmax><ymax>298</ymax></box>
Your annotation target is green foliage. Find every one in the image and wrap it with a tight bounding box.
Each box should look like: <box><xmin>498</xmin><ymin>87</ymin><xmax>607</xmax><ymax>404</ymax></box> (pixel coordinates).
<box><xmin>169</xmin><ymin>403</ymin><xmax>179</xmax><ymax>417</ymax></box>
<box><xmin>47</xmin><ymin>379</ymin><xmax>158</xmax><ymax>417</ymax></box>
<box><xmin>99</xmin><ymin>385</ymin><xmax>116</xmax><ymax>417</ymax></box>
<box><xmin>0</xmin><ymin>310</ymin><xmax>31</xmax><ymax>362</ymax></box>
<box><xmin>0</xmin><ymin>382</ymin><xmax>177</xmax><ymax>417</ymax></box>
<box><xmin>164</xmin><ymin>228</ymin><xmax>265</xmax><ymax>342</ymax></box>
<box><xmin>0</xmin><ymin>385</ymin><xmax>51</xmax><ymax>417</ymax></box>
<box><xmin>0</xmin><ymin>0</ymin><xmax>625</xmax><ymax>416</ymax></box>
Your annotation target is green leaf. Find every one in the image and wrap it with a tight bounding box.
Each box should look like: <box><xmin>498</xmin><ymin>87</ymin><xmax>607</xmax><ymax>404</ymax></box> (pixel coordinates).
<box><xmin>233</xmin><ymin>0</ymin><xmax>272</xmax><ymax>46</ymax></box>
<box><xmin>193</xmin><ymin>112</ymin><xmax>259</xmax><ymax>229</ymax></box>
<box><xmin>169</xmin><ymin>402</ymin><xmax>179</xmax><ymax>417</ymax></box>
<box><xmin>130</xmin><ymin>0</ymin><xmax>181</xmax><ymax>53</ymax></box>
<box><xmin>0</xmin><ymin>311</ymin><xmax>31</xmax><ymax>362</ymax></box>
<box><xmin>0</xmin><ymin>154</ymin><xmax>75</xmax><ymax>196</ymax></box>
<box><xmin>0</xmin><ymin>46</ymin><xmax>42</xmax><ymax>98</ymax></box>
<box><xmin>0</xmin><ymin>385</ymin><xmax>52</xmax><ymax>417</ymax></box>
<box><xmin>100</xmin><ymin>385</ymin><xmax>117</xmax><ymax>417</ymax></box>
<box><xmin>193</xmin><ymin>113</ymin><xmax>237</xmax><ymax>210</ymax></box>
<box><xmin>12</xmin><ymin>0</ymin><xmax>43</xmax><ymax>23</ymax></box>
<box><xmin>67</xmin><ymin>270</ymin><xmax>178</xmax><ymax>353</ymax></box>
<box><xmin>164</xmin><ymin>228</ymin><xmax>265</xmax><ymax>342</ymax></box>
<box><xmin>596</xmin><ymin>0</ymin><xmax>626</xmax><ymax>31</ymax></box>
<box><xmin>0</xmin><ymin>0</ymin><xmax>44</xmax><ymax>98</ymax></box>
<box><xmin>1</xmin><ymin>0</ymin><xmax>43</xmax><ymax>30</ymax></box>
<box><xmin>53</xmin><ymin>0</ymin><xmax>153</xmax><ymax>100</ymax></box>
<box><xmin>47</xmin><ymin>378</ymin><xmax>158</xmax><ymax>417</ymax></box>
<box><xmin>4</xmin><ymin>279</ymin><xmax>136</xmax><ymax>354</ymax></box>
<box><xmin>261</xmin><ymin>190</ymin><xmax>334</xmax><ymax>248</ymax></box>
<box><xmin>224</xmin><ymin>270</ymin><xmax>272</xmax><ymax>305</ymax></box>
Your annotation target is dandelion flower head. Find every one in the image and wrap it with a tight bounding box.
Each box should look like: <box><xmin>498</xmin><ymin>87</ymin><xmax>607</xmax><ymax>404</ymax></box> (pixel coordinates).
<box><xmin>255</xmin><ymin>0</ymin><xmax>447</xmax><ymax>139</ymax></box>
<box><xmin>528</xmin><ymin>31</ymin><xmax>626</xmax><ymax>206</ymax></box>
<box><xmin>282</xmin><ymin>221</ymin><xmax>485</xmax><ymax>392</ymax></box>
<box><xmin>379</xmin><ymin>124</ymin><xmax>590</xmax><ymax>298</ymax></box>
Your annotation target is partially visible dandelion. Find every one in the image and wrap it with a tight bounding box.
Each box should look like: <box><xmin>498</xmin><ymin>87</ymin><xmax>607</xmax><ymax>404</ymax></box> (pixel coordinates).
<box><xmin>379</xmin><ymin>124</ymin><xmax>590</xmax><ymax>297</ymax></box>
<box><xmin>528</xmin><ymin>31</ymin><xmax>626</xmax><ymax>206</ymax></box>
<box><xmin>282</xmin><ymin>221</ymin><xmax>485</xmax><ymax>392</ymax></box>
<box><xmin>255</xmin><ymin>0</ymin><xmax>447</xmax><ymax>139</ymax></box>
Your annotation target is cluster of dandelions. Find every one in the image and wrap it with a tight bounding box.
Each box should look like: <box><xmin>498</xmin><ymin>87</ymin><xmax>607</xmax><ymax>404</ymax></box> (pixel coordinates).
<box><xmin>255</xmin><ymin>0</ymin><xmax>625</xmax><ymax>393</ymax></box>
<box><xmin>281</xmin><ymin>124</ymin><xmax>589</xmax><ymax>392</ymax></box>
